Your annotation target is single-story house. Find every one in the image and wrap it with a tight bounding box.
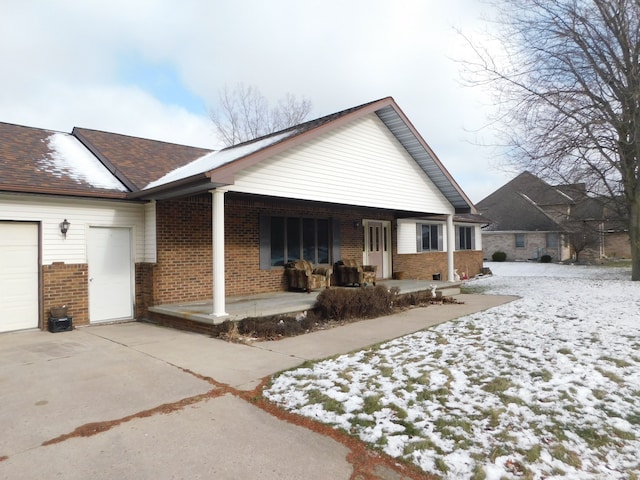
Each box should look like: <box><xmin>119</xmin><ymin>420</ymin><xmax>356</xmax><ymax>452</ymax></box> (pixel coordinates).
<box><xmin>0</xmin><ymin>97</ymin><xmax>484</xmax><ymax>333</ymax></box>
<box><xmin>476</xmin><ymin>171</ymin><xmax>630</xmax><ymax>262</ymax></box>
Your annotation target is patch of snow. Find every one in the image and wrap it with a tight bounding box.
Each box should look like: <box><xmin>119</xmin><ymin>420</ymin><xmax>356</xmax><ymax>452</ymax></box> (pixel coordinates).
<box><xmin>265</xmin><ymin>262</ymin><xmax>640</xmax><ymax>479</ymax></box>
<box><xmin>144</xmin><ymin>130</ymin><xmax>296</xmax><ymax>190</ymax></box>
<box><xmin>39</xmin><ymin>133</ymin><xmax>127</xmax><ymax>191</ymax></box>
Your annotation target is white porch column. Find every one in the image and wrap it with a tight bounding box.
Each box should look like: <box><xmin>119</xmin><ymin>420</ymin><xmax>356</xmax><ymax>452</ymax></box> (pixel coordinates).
<box><xmin>211</xmin><ymin>188</ymin><xmax>228</xmax><ymax>318</ymax></box>
<box><xmin>446</xmin><ymin>214</ymin><xmax>455</xmax><ymax>282</ymax></box>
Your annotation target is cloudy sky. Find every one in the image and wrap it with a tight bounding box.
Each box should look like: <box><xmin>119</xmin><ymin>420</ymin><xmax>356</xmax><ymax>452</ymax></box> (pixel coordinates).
<box><xmin>2</xmin><ymin>0</ymin><xmax>516</xmax><ymax>203</ymax></box>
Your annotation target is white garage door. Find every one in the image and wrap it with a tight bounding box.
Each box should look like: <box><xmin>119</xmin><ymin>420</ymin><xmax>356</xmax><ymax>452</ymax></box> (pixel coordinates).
<box><xmin>0</xmin><ymin>222</ymin><xmax>39</xmax><ymax>332</ymax></box>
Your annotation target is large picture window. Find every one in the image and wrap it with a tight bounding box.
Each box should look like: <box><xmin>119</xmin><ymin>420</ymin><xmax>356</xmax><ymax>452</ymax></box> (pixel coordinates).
<box><xmin>417</xmin><ymin>223</ymin><xmax>443</xmax><ymax>252</ymax></box>
<box><xmin>266</xmin><ymin>216</ymin><xmax>331</xmax><ymax>266</ymax></box>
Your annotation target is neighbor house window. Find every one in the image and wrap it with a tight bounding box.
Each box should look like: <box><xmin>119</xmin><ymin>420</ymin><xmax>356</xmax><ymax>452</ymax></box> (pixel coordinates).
<box><xmin>546</xmin><ymin>232</ymin><xmax>559</xmax><ymax>249</ymax></box>
<box><xmin>515</xmin><ymin>233</ymin><xmax>525</xmax><ymax>248</ymax></box>
<box><xmin>417</xmin><ymin>223</ymin><xmax>443</xmax><ymax>252</ymax></box>
<box><xmin>457</xmin><ymin>226</ymin><xmax>474</xmax><ymax>250</ymax></box>
<box><xmin>266</xmin><ymin>216</ymin><xmax>330</xmax><ymax>266</ymax></box>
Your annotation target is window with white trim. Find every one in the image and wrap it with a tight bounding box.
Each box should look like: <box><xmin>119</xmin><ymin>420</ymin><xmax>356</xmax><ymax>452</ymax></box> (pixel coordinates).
<box><xmin>456</xmin><ymin>226</ymin><xmax>475</xmax><ymax>250</ymax></box>
<box><xmin>416</xmin><ymin>223</ymin><xmax>443</xmax><ymax>252</ymax></box>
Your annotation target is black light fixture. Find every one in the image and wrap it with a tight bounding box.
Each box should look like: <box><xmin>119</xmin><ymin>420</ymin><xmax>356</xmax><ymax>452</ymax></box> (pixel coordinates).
<box><xmin>353</xmin><ymin>220</ymin><xmax>361</xmax><ymax>229</ymax></box>
<box><xmin>60</xmin><ymin>219</ymin><xmax>70</xmax><ymax>238</ymax></box>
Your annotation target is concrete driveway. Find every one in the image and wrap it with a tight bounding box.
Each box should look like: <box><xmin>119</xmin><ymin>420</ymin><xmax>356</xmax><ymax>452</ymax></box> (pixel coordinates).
<box><xmin>0</xmin><ymin>294</ymin><xmax>516</xmax><ymax>479</ymax></box>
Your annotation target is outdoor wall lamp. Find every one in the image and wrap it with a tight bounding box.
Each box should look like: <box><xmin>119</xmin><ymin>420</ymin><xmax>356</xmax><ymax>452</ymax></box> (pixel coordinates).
<box><xmin>353</xmin><ymin>220</ymin><xmax>361</xmax><ymax>229</ymax></box>
<box><xmin>60</xmin><ymin>219</ymin><xmax>70</xmax><ymax>238</ymax></box>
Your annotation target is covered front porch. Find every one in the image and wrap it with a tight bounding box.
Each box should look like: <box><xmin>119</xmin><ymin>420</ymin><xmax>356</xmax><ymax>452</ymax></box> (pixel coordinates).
<box><xmin>147</xmin><ymin>278</ymin><xmax>462</xmax><ymax>326</ymax></box>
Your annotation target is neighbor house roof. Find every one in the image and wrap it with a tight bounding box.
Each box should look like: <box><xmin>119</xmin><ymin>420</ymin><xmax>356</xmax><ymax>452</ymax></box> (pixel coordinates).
<box><xmin>476</xmin><ymin>171</ymin><xmax>626</xmax><ymax>233</ymax></box>
<box><xmin>477</xmin><ymin>171</ymin><xmax>565</xmax><ymax>231</ymax></box>
<box><xmin>478</xmin><ymin>188</ymin><xmax>561</xmax><ymax>231</ymax></box>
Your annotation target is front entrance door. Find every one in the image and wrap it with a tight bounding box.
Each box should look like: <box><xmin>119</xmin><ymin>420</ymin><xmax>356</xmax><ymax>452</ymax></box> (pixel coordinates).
<box><xmin>365</xmin><ymin>221</ymin><xmax>389</xmax><ymax>278</ymax></box>
<box><xmin>88</xmin><ymin>227</ymin><xmax>133</xmax><ymax>323</ymax></box>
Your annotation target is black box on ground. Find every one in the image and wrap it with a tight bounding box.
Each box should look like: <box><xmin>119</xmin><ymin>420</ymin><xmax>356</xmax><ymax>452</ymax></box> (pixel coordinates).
<box><xmin>48</xmin><ymin>317</ymin><xmax>72</xmax><ymax>333</ymax></box>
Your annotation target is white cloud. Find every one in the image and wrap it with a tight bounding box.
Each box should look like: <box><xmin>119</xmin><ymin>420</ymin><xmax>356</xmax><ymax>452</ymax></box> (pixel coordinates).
<box><xmin>1</xmin><ymin>0</ymin><xmax>506</xmax><ymax>202</ymax></box>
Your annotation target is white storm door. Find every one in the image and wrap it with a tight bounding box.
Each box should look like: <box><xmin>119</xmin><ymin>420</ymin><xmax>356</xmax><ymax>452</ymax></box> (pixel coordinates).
<box><xmin>88</xmin><ymin>227</ymin><xmax>133</xmax><ymax>323</ymax></box>
<box><xmin>0</xmin><ymin>222</ymin><xmax>39</xmax><ymax>332</ymax></box>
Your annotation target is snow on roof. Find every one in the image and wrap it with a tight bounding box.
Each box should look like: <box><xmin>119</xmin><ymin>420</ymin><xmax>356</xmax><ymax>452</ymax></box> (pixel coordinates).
<box><xmin>38</xmin><ymin>133</ymin><xmax>128</xmax><ymax>191</ymax></box>
<box><xmin>144</xmin><ymin>130</ymin><xmax>296</xmax><ymax>190</ymax></box>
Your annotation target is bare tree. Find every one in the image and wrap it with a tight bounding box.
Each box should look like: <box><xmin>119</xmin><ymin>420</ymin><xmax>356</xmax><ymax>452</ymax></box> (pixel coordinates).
<box><xmin>210</xmin><ymin>84</ymin><xmax>312</xmax><ymax>147</ymax></box>
<box><xmin>563</xmin><ymin>220</ymin><xmax>602</xmax><ymax>263</ymax></box>
<box><xmin>462</xmin><ymin>0</ymin><xmax>640</xmax><ymax>279</ymax></box>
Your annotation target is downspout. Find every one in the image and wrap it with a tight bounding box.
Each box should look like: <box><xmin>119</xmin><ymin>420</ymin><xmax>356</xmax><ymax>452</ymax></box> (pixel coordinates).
<box><xmin>211</xmin><ymin>188</ymin><xmax>228</xmax><ymax>319</ymax></box>
<box><xmin>446</xmin><ymin>214</ymin><xmax>455</xmax><ymax>281</ymax></box>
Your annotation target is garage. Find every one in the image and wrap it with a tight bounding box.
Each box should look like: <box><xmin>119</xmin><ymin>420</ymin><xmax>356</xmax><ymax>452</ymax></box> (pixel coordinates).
<box><xmin>0</xmin><ymin>222</ymin><xmax>39</xmax><ymax>332</ymax></box>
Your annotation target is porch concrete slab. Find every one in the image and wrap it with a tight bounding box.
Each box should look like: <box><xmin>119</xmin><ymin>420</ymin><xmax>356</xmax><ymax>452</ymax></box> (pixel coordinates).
<box><xmin>1</xmin><ymin>393</ymin><xmax>353</xmax><ymax>480</ymax></box>
<box><xmin>0</xmin><ymin>328</ymin><xmax>213</xmax><ymax>459</ymax></box>
<box><xmin>149</xmin><ymin>279</ymin><xmax>460</xmax><ymax>324</ymax></box>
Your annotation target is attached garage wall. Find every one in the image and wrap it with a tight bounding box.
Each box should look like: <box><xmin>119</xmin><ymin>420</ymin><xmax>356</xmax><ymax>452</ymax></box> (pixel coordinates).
<box><xmin>0</xmin><ymin>193</ymin><xmax>147</xmax><ymax>329</ymax></box>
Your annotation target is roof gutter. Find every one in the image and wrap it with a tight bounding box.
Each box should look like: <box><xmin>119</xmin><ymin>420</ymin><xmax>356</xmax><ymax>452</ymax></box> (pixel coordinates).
<box><xmin>126</xmin><ymin>172</ymin><xmax>225</xmax><ymax>200</ymax></box>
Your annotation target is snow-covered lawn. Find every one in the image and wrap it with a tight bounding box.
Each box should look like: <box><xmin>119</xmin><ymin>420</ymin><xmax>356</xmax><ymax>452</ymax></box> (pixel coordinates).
<box><xmin>264</xmin><ymin>262</ymin><xmax>640</xmax><ymax>479</ymax></box>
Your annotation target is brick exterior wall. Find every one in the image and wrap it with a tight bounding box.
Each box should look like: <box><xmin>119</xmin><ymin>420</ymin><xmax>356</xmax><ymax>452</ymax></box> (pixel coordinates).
<box><xmin>154</xmin><ymin>196</ymin><xmax>213</xmax><ymax>304</ymax></box>
<box><xmin>393</xmin><ymin>252</ymin><xmax>449</xmax><ymax>280</ymax></box>
<box><xmin>135</xmin><ymin>262</ymin><xmax>155</xmax><ymax>319</ymax></box>
<box><xmin>41</xmin><ymin>262</ymin><xmax>152</xmax><ymax>330</ymax></box>
<box><xmin>453</xmin><ymin>250</ymin><xmax>484</xmax><ymax>279</ymax></box>
<box><xmin>42</xmin><ymin>262</ymin><xmax>88</xmax><ymax>328</ymax></box>
<box><xmin>146</xmin><ymin>313</ymin><xmax>219</xmax><ymax>335</ymax></box>
<box><xmin>482</xmin><ymin>232</ymin><xmax>570</xmax><ymax>262</ymax></box>
<box><xmin>149</xmin><ymin>193</ymin><xmax>483</xmax><ymax>310</ymax></box>
<box><xmin>391</xmin><ymin>250</ymin><xmax>483</xmax><ymax>280</ymax></box>
<box><xmin>152</xmin><ymin>193</ymin><xmax>395</xmax><ymax>304</ymax></box>
<box><xmin>604</xmin><ymin>232</ymin><xmax>631</xmax><ymax>258</ymax></box>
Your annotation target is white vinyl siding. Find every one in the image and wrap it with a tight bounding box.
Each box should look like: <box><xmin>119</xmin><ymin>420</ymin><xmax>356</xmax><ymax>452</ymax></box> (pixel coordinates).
<box><xmin>229</xmin><ymin>114</ymin><xmax>454</xmax><ymax>215</ymax></box>
<box><xmin>144</xmin><ymin>201</ymin><xmax>157</xmax><ymax>263</ymax></box>
<box><xmin>0</xmin><ymin>194</ymin><xmax>146</xmax><ymax>264</ymax></box>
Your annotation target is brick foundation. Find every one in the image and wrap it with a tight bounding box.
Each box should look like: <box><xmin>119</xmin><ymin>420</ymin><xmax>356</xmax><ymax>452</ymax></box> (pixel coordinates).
<box><xmin>391</xmin><ymin>250</ymin><xmax>483</xmax><ymax>280</ymax></box>
<box><xmin>42</xmin><ymin>262</ymin><xmax>88</xmax><ymax>328</ymax></box>
<box><xmin>146</xmin><ymin>312</ymin><xmax>219</xmax><ymax>335</ymax></box>
<box><xmin>135</xmin><ymin>262</ymin><xmax>155</xmax><ymax>319</ymax></box>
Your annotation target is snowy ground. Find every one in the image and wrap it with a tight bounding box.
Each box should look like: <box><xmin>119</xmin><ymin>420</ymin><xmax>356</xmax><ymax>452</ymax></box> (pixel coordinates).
<box><xmin>264</xmin><ymin>262</ymin><xmax>640</xmax><ymax>479</ymax></box>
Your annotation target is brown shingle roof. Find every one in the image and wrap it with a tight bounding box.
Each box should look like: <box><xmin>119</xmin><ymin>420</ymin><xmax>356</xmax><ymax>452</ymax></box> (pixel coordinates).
<box><xmin>72</xmin><ymin>127</ymin><xmax>213</xmax><ymax>191</ymax></box>
<box><xmin>0</xmin><ymin>122</ymin><xmax>128</xmax><ymax>198</ymax></box>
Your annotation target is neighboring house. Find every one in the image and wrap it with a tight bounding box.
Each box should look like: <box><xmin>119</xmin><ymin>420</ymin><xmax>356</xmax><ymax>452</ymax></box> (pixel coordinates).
<box><xmin>1</xmin><ymin>97</ymin><xmax>484</xmax><ymax>333</ymax></box>
<box><xmin>476</xmin><ymin>171</ymin><xmax>630</xmax><ymax>262</ymax></box>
